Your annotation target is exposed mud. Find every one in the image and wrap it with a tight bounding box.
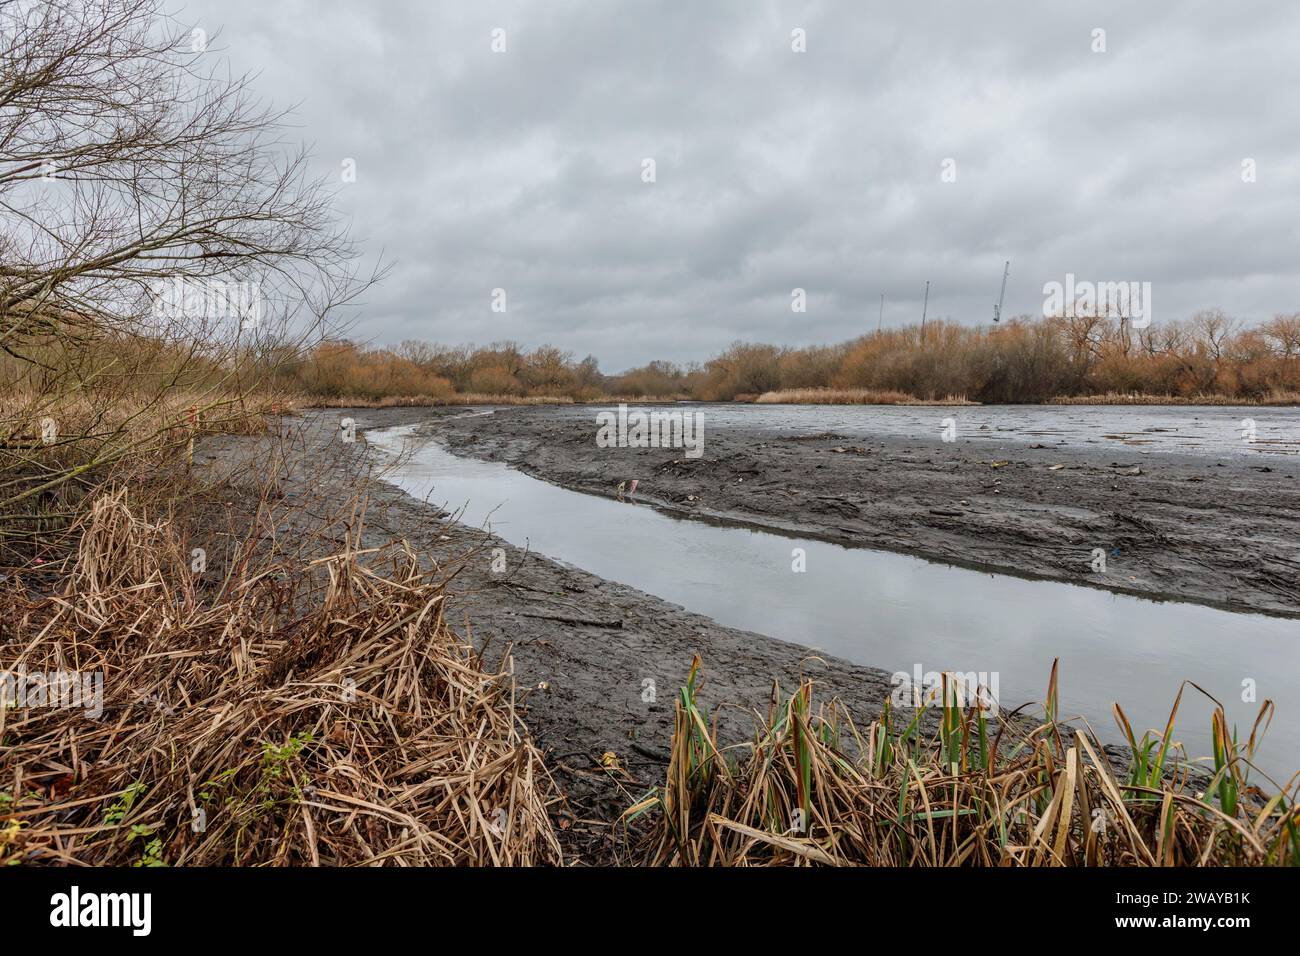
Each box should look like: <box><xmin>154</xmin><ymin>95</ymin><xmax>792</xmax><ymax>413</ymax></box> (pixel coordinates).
<box><xmin>196</xmin><ymin>403</ymin><xmax>1261</xmax><ymax>862</ymax></box>
<box><xmin>427</xmin><ymin>404</ymin><xmax>1300</xmax><ymax>618</ymax></box>
<box><xmin>197</xmin><ymin>408</ymin><xmax>939</xmax><ymax>863</ymax></box>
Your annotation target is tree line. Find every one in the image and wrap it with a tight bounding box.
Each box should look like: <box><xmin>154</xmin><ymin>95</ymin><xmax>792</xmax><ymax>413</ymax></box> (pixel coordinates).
<box><xmin>271</xmin><ymin>309</ymin><xmax>1300</xmax><ymax>403</ymax></box>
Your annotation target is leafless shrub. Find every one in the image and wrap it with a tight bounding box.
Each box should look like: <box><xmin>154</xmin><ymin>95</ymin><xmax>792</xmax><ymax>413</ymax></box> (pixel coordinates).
<box><xmin>0</xmin><ymin>0</ymin><xmax>381</xmax><ymax>553</ymax></box>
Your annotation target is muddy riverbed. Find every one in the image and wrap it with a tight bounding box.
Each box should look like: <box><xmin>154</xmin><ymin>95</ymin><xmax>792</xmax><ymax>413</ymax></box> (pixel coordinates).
<box><xmin>198</xmin><ymin>408</ymin><xmax>924</xmax><ymax>861</ymax></box>
<box><xmin>198</xmin><ymin>403</ymin><xmax>1299</xmax><ymax>858</ymax></box>
<box><xmin>431</xmin><ymin>403</ymin><xmax>1300</xmax><ymax>617</ymax></box>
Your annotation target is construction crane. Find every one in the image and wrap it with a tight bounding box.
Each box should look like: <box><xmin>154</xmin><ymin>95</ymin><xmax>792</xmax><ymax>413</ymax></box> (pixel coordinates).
<box><xmin>993</xmin><ymin>260</ymin><xmax>1010</xmax><ymax>323</ymax></box>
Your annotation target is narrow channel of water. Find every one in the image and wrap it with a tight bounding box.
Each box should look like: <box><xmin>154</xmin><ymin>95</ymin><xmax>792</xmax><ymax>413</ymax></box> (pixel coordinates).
<box><xmin>368</xmin><ymin>423</ymin><xmax>1298</xmax><ymax>782</ymax></box>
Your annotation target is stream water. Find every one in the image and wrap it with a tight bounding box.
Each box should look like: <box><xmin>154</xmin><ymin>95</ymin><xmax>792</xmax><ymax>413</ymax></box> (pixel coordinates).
<box><xmin>368</xmin><ymin>421</ymin><xmax>1299</xmax><ymax>782</ymax></box>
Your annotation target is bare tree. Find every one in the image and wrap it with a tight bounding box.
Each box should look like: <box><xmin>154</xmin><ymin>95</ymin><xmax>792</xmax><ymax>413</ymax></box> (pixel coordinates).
<box><xmin>1058</xmin><ymin>313</ymin><xmax>1107</xmax><ymax>389</ymax></box>
<box><xmin>0</xmin><ymin>0</ymin><xmax>381</xmax><ymax>541</ymax></box>
<box><xmin>1262</xmin><ymin>313</ymin><xmax>1300</xmax><ymax>367</ymax></box>
<box><xmin>1189</xmin><ymin>309</ymin><xmax>1238</xmax><ymax>362</ymax></box>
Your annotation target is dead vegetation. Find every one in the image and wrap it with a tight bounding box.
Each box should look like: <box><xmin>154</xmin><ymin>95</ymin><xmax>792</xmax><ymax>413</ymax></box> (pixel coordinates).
<box><xmin>629</xmin><ymin>659</ymin><xmax>1299</xmax><ymax>866</ymax></box>
<box><xmin>0</xmin><ymin>0</ymin><xmax>562</xmax><ymax>869</ymax></box>
<box><xmin>303</xmin><ymin>393</ymin><xmax>575</xmax><ymax>408</ymax></box>
<box><xmin>1047</xmin><ymin>391</ymin><xmax>1300</xmax><ymax>406</ymax></box>
<box><xmin>0</xmin><ymin>387</ymin><xmax>291</xmax><ymax>566</ymax></box>
<box><xmin>0</xmin><ymin>490</ymin><xmax>561</xmax><ymax>866</ymax></box>
<box><xmin>754</xmin><ymin>388</ymin><xmax>978</xmax><ymax>406</ymax></box>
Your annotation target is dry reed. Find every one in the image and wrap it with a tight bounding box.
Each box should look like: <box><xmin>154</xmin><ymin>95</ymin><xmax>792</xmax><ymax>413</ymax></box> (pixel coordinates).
<box><xmin>1047</xmin><ymin>392</ymin><xmax>1300</xmax><ymax>406</ymax></box>
<box><xmin>629</xmin><ymin>658</ymin><xmax>1299</xmax><ymax>866</ymax></box>
<box><xmin>301</xmin><ymin>393</ymin><xmax>575</xmax><ymax>408</ymax></box>
<box><xmin>0</xmin><ymin>490</ymin><xmax>562</xmax><ymax>866</ymax></box>
<box><xmin>755</xmin><ymin>388</ymin><xmax>978</xmax><ymax>406</ymax></box>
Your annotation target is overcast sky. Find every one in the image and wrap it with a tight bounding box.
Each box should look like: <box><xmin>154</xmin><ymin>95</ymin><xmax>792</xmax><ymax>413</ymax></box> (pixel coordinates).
<box><xmin>183</xmin><ymin>0</ymin><xmax>1300</xmax><ymax>371</ymax></box>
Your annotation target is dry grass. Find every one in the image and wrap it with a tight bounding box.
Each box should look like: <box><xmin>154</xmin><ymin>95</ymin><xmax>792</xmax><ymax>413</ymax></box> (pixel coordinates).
<box><xmin>629</xmin><ymin>658</ymin><xmax>1299</xmax><ymax>866</ymax></box>
<box><xmin>301</xmin><ymin>393</ymin><xmax>575</xmax><ymax>408</ymax></box>
<box><xmin>0</xmin><ymin>388</ymin><xmax>292</xmax><ymax>566</ymax></box>
<box><xmin>0</xmin><ymin>388</ymin><xmax>290</xmax><ymax>443</ymax></box>
<box><xmin>1047</xmin><ymin>392</ymin><xmax>1300</xmax><ymax>406</ymax></box>
<box><xmin>755</xmin><ymin>388</ymin><xmax>979</xmax><ymax>406</ymax></box>
<box><xmin>0</xmin><ymin>490</ymin><xmax>561</xmax><ymax>866</ymax></box>
<box><xmin>599</xmin><ymin>394</ymin><xmax>693</xmax><ymax>404</ymax></box>
<box><xmin>283</xmin><ymin>392</ymin><xmax>690</xmax><ymax>408</ymax></box>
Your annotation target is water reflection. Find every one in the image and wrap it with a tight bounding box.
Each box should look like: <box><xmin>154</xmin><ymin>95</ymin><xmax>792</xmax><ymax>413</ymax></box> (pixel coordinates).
<box><xmin>369</xmin><ymin>424</ymin><xmax>1299</xmax><ymax>782</ymax></box>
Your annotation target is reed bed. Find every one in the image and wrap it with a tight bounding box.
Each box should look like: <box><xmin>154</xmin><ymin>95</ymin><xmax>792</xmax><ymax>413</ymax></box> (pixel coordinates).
<box><xmin>0</xmin><ymin>388</ymin><xmax>291</xmax><ymax>441</ymax></box>
<box><xmin>289</xmin><ymin>393</ymin><xmax>689</xmax><ymax>408</ymax></box>
<box><xmin>302</xmin><ymin>393</ymin><xmax>575</xmax><ymax>408</ymax></box>
<box><xmin>755</xmin><ymin>388</ymin><xmax>979</xmax><ymax>406</ymax></box>
<box><xmin>1047</xmin><ymin>392</ymin><xmax>1300</xmax><ymax>406</ymax></box>
<box><xmin>629</xmin><ymin>658</ymin><xmax>1299</xmax><ymax>866</ymax></box>
<box><xmin>598</xmin><ymin>394</ymin><xmax>694</xmax><ymax>404</ymax></box>
<box><xmin>0</xmin><ymin>389</ymin><xmax>290</xmax><ymax>566</ymax></box>
<box><xmin>0</xmin><ymin>490</ymin><xmax>561</xmax><ymax>866</ymax></box>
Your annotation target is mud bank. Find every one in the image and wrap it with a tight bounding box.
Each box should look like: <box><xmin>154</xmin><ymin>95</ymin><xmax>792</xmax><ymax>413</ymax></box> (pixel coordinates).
<box><xmin>426</xmin><ymin>404</ymin><xmax>1300</xmax><ymax>618</ymax></box>
<box><xmin>197</xmin><ymin>408</ymin><xmax>953</xmax><ymax>862</ymax></box>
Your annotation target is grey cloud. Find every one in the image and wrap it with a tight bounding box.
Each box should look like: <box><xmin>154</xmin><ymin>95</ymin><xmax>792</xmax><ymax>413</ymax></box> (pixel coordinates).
<box><xmin>185</xmin><ymin>0</ymin><xmax>1300</xmax><ymax>369</ymax></box>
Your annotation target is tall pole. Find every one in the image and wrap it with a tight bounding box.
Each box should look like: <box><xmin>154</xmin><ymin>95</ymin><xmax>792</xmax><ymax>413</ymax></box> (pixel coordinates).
<box><xmin>994</xmin><ymin>260</ymin><xmax>1010</xmax><ymax>324</ymax></box>
<box><xmin>921</xmin><ymin>280</ymin><xmax>929</xmax><ymax>338</ymax></box>
<box><xmin>878</xmin><ymin>293</ymin><xmax>884</xmax><ymax>333</ymax></box>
